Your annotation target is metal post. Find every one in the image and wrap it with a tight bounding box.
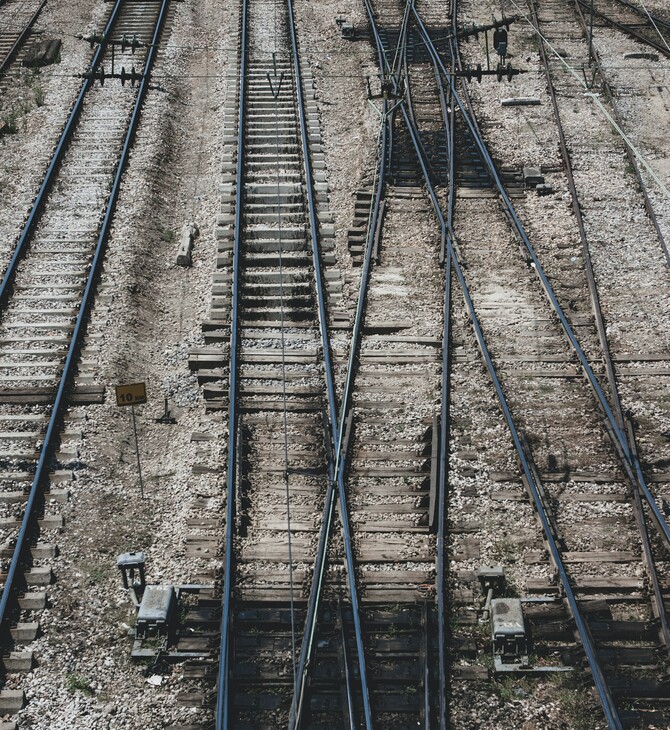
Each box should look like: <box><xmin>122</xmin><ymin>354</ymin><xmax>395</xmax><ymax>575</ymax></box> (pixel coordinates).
<box><xmin>588</xmin><ymin>0</ymin><xmax>594</xmax><ymax>65</ymax></box>
<box><xmin>131</xmin><ymin>405</ymin><xmax>145</xmax><ymax>499</ymax></box>
<box><xmin>485</xmin><ymin>30</ymin><xmax>490</xmax><ymax>71</ymax></box>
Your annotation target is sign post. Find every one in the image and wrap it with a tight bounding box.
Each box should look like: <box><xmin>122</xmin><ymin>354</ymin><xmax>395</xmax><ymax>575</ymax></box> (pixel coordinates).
<box><xmin>115</xmin><ymin>382</ymin><xmax>148</xmax><ymax>499</ymax></box>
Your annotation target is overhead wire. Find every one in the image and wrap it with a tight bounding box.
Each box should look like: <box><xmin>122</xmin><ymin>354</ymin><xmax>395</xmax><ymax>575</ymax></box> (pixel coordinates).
<box><xmin>508</xmin><ymin>0</ymin><xmax>670</xmax><ymax>201</ymax></box>
<box><xmin>638</xmin><ymin>0</ymin><xmax>670</xmax><ymax>52</ymax></box>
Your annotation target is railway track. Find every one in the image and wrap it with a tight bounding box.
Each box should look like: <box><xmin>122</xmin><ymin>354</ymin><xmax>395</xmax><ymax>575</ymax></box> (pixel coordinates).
<box><xmin>0</xmin><ymin>0</ymin><xmax>45</xmax><ymax>74</ymax></box>
<box><xmin>0</xmin><ymin>0</ymin><xmax>172</xmax><ymax>718</ymax></box>
<box><xmin>0</xmin><ymin>0</ymin><xmax>653</xmax><ymax>725</ymax></box>
<box><xmin>180</xmin><ymin>0</ymin><xmax>670</xmax><ymax>724</ymax></box>
<box><xmin>189</xmin><ymin>0</ymin><xmax>452</xmax><ymax>724</ymax></box>
<box><xmin>574</xmin><ymin>0</ymin><xmax>670</xmax><ymax>59</ymax></box>
<box><xmin>404</xmin><ymin>0</ymin><xmax>670</xmax><ymax>726</ymax></box>
<box><xmin>190</xmin><ymin>0</ymin><xmax>361</xmax><ymax>724</ymax></box>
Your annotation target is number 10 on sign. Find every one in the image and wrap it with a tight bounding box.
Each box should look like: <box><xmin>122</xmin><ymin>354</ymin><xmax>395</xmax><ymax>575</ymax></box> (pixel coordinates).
<box><xmin>115</xmin><ymin>383</ymin><xmax>147</xmax><ymax>498</ymax></box>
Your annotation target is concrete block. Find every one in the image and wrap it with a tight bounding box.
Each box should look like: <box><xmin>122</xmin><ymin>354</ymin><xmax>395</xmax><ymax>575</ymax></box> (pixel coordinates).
<box><xmin>47</xmin><ymin>488</ymin><xmax>70</xmax><ymax>503</ymax></box>
<box><xmin>0</xmin><ymin>492</ymin><xmax>25</xmax><ymax>504</ymax></box>
<box><xmin>1</xmin><ymin>651</ymin><xmax>33</xmax><ymax>672</ymax></box>
<box><xmin>10</xmin><ymin>622</ymin><xmax>38</xmax><ymax>642</ymax></box>
<box><xmin>18</xmin><ymin>592</ymin><xmax>46</xmax><ymax>610</ymax></box>
<box><xmin>26</xmin><ymin>566</ymin><xmax>52</xmax><ymax>586</ymax></box>
<box><xmin>177</xmin><ymin>223</ymin><xmax>199</xmax><ymax>268</ymax></box>
<box><xmin>214</xmin><ymin>226</ymin><xmax>234</xmax><ymax>241</ymax></box>
<box><xmin>38</xmin><ymin>515</ymin><xmax>64</xmax><ymax>530</ymax></box>
<box><xmin>0</xmin><ymin>691</ymin><xmax>24</xmax><ymax>713</ymax></box>
<box><xmin>31</xmin><ymin>543</ymin><xmax>57</xmax><ymax>560</ymax></box>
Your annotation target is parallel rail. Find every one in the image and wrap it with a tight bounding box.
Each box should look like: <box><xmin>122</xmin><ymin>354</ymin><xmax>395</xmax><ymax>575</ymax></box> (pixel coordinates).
<box><xmin>0</xmin><ymin>0</ymin><xmax>170</xmax><ymax>660</ymax></box>
<box><xmin>386</xmin><ymin>2</ymin><xmax>670</xmax><ymax>726</ymax></box>
<box><xmin>529</xmin><ymin>0</ymin><xmax>670</xmax><ymax>656</ymax></box>
<box><xmin>422</xmin><ymin>10</ymin><xmax>670</xmax><ymax>550</ymax></box>
<box><xmin>215</xmin><ymin>0</ymin><xmax>368</xmax><ymax>725</ymax></box>
<box><xmin>568</xmin><ymin>0</ymin><xmax>670</xmax><ymax>266</ymax></box>
<box><xmin>212</xmin><ymin>0</ymin><xmax>670</xmax><ymax>726</ymax></box>
<box><xmin>0</xmin><ymin>0</ymin><xmax>46</xmax><ymax>74</ymax></box>
<box><xmin>215</xmin><ymin>0</ymin><xmax>247</xmax><ymax>719</ymax></box>
<box><xmin>0</xmin><ymin>2</ymin><xmax>122</xmax><ymax>302</ymax></box>
<box><xmin>409</xmin><ymin>8</ymin><xmax>622</xmax><ymax>726</ymax></box>
<box><xmin>574</xmin><ymin>0</ymin><xmax>670</xmax><ymax>59</ymax></box>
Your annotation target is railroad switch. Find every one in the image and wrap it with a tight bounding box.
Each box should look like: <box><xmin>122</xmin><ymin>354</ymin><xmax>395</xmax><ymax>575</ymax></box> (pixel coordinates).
<box><xmin>523</xmin><ymin>168</ymin><xmax>554</xmax><ymax>196</ymax></box>
<box><xmin>523</xmin><ymin>167</ymin><xmax>545</xmax><ymax>188</ymax></box>
<box><xmin>366</xmin><ymin>75</ymin><xmax>404</xmax><ymax>102</ymax></box>
<box><xmin>117</xmin><ymin>552</ymin><xmax>214</xmax><ymax>663</ymax></box>
<box><xmin>117</xmin><ymin>551</ymin><xmax>147</xmax><ymax>601</ymax></box>
<box><xmin>335</xmin><ymin>17</ymin><xmax>358</xmax><ymax>40</ymax></box>
<box><xmin>490</xmin><ymin>598</ymin><xmax>530</xmax><ymax>671</ymax></box>
<box><xmin>136</xmin><ymin>585</ymin><xmax>176</xmax><ymax>638</ymax></box>
<box><xmin>482</xmin><ymin>589</ymin><xmax>575</xmax><ymax>674</ymax></box>
<box><xmin>477</xmin><ymin>565</ymin><xmax>505</xmax><ymax>621</ymax></box>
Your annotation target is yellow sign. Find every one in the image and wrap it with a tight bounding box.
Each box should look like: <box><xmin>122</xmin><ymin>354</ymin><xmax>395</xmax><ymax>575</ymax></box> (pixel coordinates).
<box><xmin>115</xmin><ymin>382</ymin><xmax>147</xmax><ymax>407</ymax></box>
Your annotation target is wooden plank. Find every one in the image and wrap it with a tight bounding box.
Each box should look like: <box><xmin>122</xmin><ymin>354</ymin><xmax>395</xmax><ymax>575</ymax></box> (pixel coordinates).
<box><xmin>453</xmin><ymin>665</ymin><xmax>489</xmax><ymax>680</ymax></box>
<box><xmin>0</xmin><ymin>385</ymin><xmax>104</xmax><ymax>405</ymax></box>
<box><xmin>618</xmin><ymin>367</ymin><xmax>670</xmax><ymax>376</ymax></box>
<box><xmin>526</xmin><ymin>576</ymin><xmax>644</xmax><ymax>593</ymax></box>
<box><xmin>558</xmin><ymin>492</ymin><xmax>628</xmax><ymax>502</ymax></box>
<box><xmin>360</xmin><ymin>569</ymin><xmax>433</xmax><ymax>584</ymax></box>
<box><xmin>525</xmin><ymin>550</ymin><xmax>638</xmax><ymax>564</ymax></box>
<box><xmin>356</xmin><ymin>522</ymin><xmax>428</xmax><ymax>533</ymax></box>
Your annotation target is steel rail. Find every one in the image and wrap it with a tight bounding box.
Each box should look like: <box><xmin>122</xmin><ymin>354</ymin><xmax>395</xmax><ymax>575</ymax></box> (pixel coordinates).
<box><xmin>215</xmin><ymin>0</ymin><xmax>247</xmax><ymax>721</ymax></box>
<box><xmin>530</xmin><ymin>0</ymin><xmax>670</xmax><ymax>656</ymax></box>
<box><xmin>286</xmin><ymin>0</ymin><xmax>372</xmax><ymax>718</ymax></box>
<box><xmin>610</xmin><ymin>0</ymin><xmax>670</xmax><ymax>29</ymax></box>
<box><xmin>0</xmin><ymin>0</ymin><xmax>124</xmax><ymax>309</ymax></box>
<box><xmin>399</xmin><ymin>11</ymin><xmax>452</xmax><ymax>725</ymax></box>
<box><xmin>0</xmin><ymin>0</ymin><xmax>47</xmax><ymax>75</ymax></box>
<box><xmin>401</xmin><ymin>40</ymin><xmax>452</xmax><ymax>719</ymax></box>
<box><xmin>436</xmin><ymin>3</ymin><xmax>456</xmax><ymax>723</ymax></box>
<box><xmin>569</xmin><ymin>1</ymin><xmax>670</xmax><ymax>267</ymax></box>
<box><xmin>574</xmin><ymin>0</ymin><xmax>670</xmax><ymax>58</ymax></box>
<box><xmin>451</xmin><ymin>5</ymin><xmax>670</xmax><ymax>546</ymax></box>
<box><xmin>396</xmin><ymin>18</ymin><xmax>623</xmax><ymax>727</ymax></box>
<box><xmin>528</xmin><ymin>2</ymin><xmax>625</xmax><ymax>430</ymax></box>
<box><xmin>413</xmin><ymin>6</ymin><xmax>670</xmax><ymax>549</ymax></box>
<box><xmin>0</xmin><ymin>0</ymin><xmax>170</xmax><ymax>631</ymax></box>
<box><xmin>294</xmin><ymin>2</ymin><xmax>395</xmax><ymax>723</ymax></box>
<box><xmin>286</xmin><ymin>0</ymin><xmax>338</xmax><ymax>454</ymax></box>
<box><xmin>295</xmin><ymin>4</ymin><xmax>396</xmax><ymax>728</ymax></box>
